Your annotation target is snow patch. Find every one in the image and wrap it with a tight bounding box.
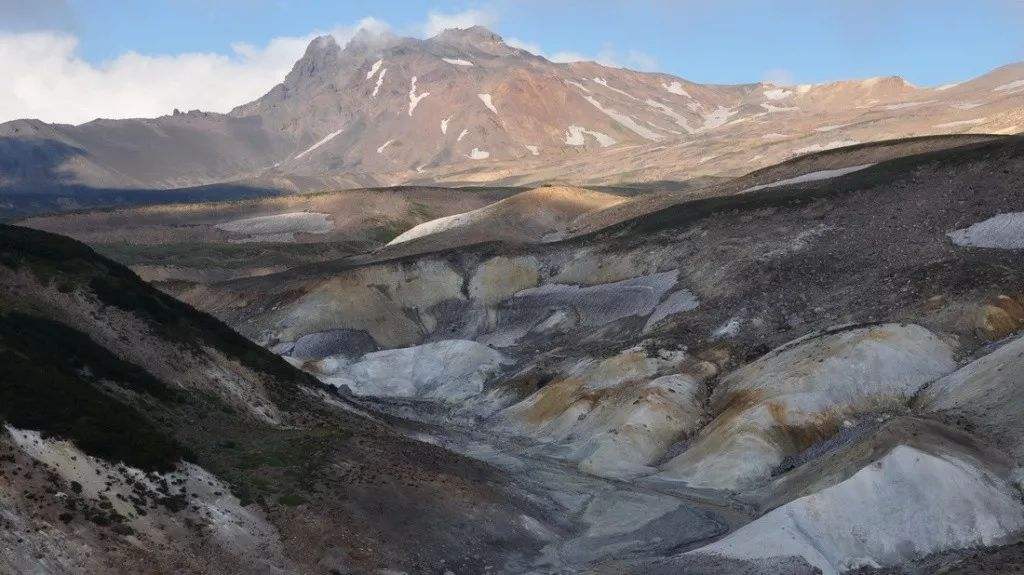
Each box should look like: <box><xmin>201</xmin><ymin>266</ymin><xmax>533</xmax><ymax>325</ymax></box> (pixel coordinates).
<box><xmin>592</xmin><ymin>77</ymin><xmax>637</xmax><ymax>100</ymax></box>
<box><xmin>953</xmin><ymin>101</ymin><xmax>982</xmax><ymax>110</ymax></box>
<box><xmin>701</xmin><ymin>106</ymin><xmax>738</xmax><ymax>130</ymax></box>
<box><xmin>388</xmin><ymin>212</ymin><xmax>474</xmax><ymax>245</ymax></box>
<box><xmin>440</xmin><ymin>115</ymin><xmax>452</xmax><ymax>135</ymax></box>
<box><xmin>933</xmin><ymin>118</ymin><xmax>987</xmax><ymax>129</ymax></box>
<box><xmin>366</xmin><ymin>59</ymin><xmax>383</xmax><ymax>80</ymax></box>
<box><xmin>372</xmin><ymin>68</ymin><xmax>387</xmax><ymax>97</ymax></box>
<box><xmin>742</xmin><ymin>163</ymin><xmax>875</xmax><ymax>193</ymax></box>
<box><xmin>467</xmin><ymin>147</ymin><xmax>490</xmax><ymax>160</ymax></box>
<box><xmin>584</xmin><ymin>95</ymin><xmax>662</xmax><ymax>141</ymax></box>
<box><xmin>376</xmin><ymin>139</ymin><xmax>394</xmax><ymax>154</ymax></box>
<box><xmin>645</xmin><ymin>99</ymin><xmax>695</xmax><ymax>133</ymax></box>
<box><xmin>457</xmin><ymin>128</ymin><xmax>469</xmax><ymax>142</ymax></box>
<box><xmin>408</xmin><ymin>76</ymin><xmax>430</xmax><ymax>116</ymax></box>
<box><xmin>934</xmin><ymin>82</ymin><xmax>959</xmax><ymax>91</ymax></box>
<box><xmin>478</xmin><ymin>93</ymin><xmax>498</xmax><ymax>114</ymax></box>
<box><xmin>294</xmin><ymin>128</ymin><xmax>344</xmax><ymax>160</ymax></box>
<box><xmin>662</xmin><ymin>81</ymin><xmax>692</xmax><ymax>98</ymax></box>
<box><xmin>995</xmin><ymin>79</ymin><xmax>1024</xmax><ymax>92</ymax></box>
<box><xmin>792</xmin><ymin>140</ymin><xmax>860</xmax><ymax>155</ymax></box>
<box><xmin>524</xmin><ymin>144</ymin><xmax>540</xmax><ymax>155</ymax></box>
<box><xmin>566</xmin><ymin>80</ymin><xmax>591</xmax><ymax>92</ymax></box>
<box><xmin>442</xmin><ymin>58</ymin><xmax>473</xmax><ymax>66</ymax></box>
<box><xmin>763</xmin><ymin>88</ymin><xmax>793</xmax><ymax>100</ymax></box>
<box><xmin>880</xmin><ymin>100</ymin><xmax>934</xmax><ymax>111</ymax></box>
<box><xmin>215</xmin><ymin>212</ymin><xmax>333</xmax><ymax>239</ymax></box>
<box><xmin>761</xmin><ymin>102</ymin><xmax>799</xmax><ymax>113</ymax></box>
<box><xmin>564</xmin><ymin>125</ymin><xmax>616</xmax><ymax>147</ymax></box>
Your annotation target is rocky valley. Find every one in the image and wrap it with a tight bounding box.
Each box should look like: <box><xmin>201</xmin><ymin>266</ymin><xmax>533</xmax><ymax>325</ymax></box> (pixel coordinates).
<box><xmin>3</xmin><ymin>15</ymin><xmax>1024</xmax><ymax>575</ymax></box>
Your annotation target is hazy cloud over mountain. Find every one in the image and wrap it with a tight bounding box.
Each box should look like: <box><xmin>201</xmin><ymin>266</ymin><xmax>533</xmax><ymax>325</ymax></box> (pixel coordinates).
<box><xmin>0</xmin><ymin>18</ymin><xmax>388</xmax><ymax>124</ymax></box>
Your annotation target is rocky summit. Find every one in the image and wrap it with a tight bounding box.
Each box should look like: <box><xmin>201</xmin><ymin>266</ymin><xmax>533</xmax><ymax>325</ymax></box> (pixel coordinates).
<box><xmin>4</xmin><ymin>10</ymin><xmax>1024</xmax><ymax>575</ymax></box>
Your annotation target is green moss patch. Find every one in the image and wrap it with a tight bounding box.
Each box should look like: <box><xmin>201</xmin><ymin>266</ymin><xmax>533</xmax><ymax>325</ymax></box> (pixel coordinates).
<box><xmin>0</xmin><ymin>312</ymin><xmax>191</xmax><ymax>472</ymax></box>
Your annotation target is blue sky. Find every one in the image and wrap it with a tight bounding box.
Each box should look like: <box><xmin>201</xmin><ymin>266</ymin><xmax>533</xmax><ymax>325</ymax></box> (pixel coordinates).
<box><xmin>3</xmin><ymin>0</ymin><xmax>1024</xmax><ymax>123</ymax></box>
<box><xmin>24</xmin><ymin>0</ymin><xmax>1024</xmax><ymax>84</ymax></box>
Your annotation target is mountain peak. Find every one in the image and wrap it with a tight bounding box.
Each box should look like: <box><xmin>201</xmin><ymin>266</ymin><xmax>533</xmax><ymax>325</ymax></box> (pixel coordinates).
<box><xmin>344</xmin><ymin>26</ymin><xmax>398</xmax><ymax>53</ymax></box>
<box><xmin>432</xmin><ymin>25</ymin><xmax>502</xmax><ymax>41</ymax></box>
<box><xmin>279</xmin><ymin>34</ymin><xmax>343</xmax><ymax>88</ymax></box>
<box><xmin>305</xmin><ymin>34</ymin><xmax>340</xmax><ymax>56</ymax></box>
<box><xmin>429</xmin><ymin>25</ymin><xmax>514</xmax><ymax>56</ymax></box>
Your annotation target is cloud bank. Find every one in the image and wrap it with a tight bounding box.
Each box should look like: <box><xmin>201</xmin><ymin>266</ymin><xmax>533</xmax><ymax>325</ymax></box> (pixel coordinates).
<box><xmin>507</xmin><ymin>37</ymin><xmax>659</xmax><ymax>71</ymax></box>
<box><xmin>0</xmin><ymin>18</ymin><xmax>387</xmax><ymax>125</ymax></box>
<box><xmin>0</xmin><ymin>6</ymin><xmax>656</xmax><ymax>125</ymax></box>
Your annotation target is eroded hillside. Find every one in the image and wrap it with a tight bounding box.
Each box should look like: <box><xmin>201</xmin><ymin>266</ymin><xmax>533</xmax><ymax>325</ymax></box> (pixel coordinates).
<box><xmin>0</xmin><ymin>225</ymin><xmax>554</xmax><ymax>574</ymax></box>
<box><xmin>7</xmin><ymin>135</ymin><xmax>1024</xmax><ymax>574</ymax></box>
<box><xmin>174</xmin><ymin>135</ymin><xmax>1024</xmax><ymax>573</ymax></box>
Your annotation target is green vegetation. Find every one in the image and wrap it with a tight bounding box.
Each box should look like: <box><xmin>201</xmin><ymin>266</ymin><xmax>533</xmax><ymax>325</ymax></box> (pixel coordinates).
<box><xmin>0</xmin><ymin>312</ymin><xmax>191</xmax><ymax>472</ymax></box>
<box><xmin>0</xmin><ymin>224</ymin><xmax>319</xmax><ymax>409</ymax></box>
<box><xmin>408</xmin><ymin>201</ymin><xmax>436</xmax><ymax>222</ymax></box>
<box><xmin>187</xmin><ymin>421</ymin><xmax>353</xmax><ymax>506</ymax></box>
<box><xmin>366</xmin><ymin>216</ymin><xmax>413</xmax><ymax>243</ymax></box>
<box><xmin>0</xmin><ymin>224</ymin><xmax>361</xmax><ymax>506</ymax></box>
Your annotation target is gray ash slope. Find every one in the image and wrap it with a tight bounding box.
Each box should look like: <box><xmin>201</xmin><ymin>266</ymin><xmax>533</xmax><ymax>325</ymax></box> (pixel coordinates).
<box><xmin>178</xmin><ymin>135</ymin><xmax>1024</xmax><ymax>573</ymax></box>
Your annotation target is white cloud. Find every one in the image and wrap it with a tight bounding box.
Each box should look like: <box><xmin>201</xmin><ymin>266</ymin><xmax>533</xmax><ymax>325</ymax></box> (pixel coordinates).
<box><xmin>624</xmin><ymin>49</ymin><xmax>658</xmax><ymax>72</ymax></box>
<box><xmin>0</xmin><ymin>17</ymin><xmax>388</xmax><ymax>125</ymax></box>
<box><xmin>421</xmin><ymin>9</ymin><xmax>497</xmax><ymax>37</ymax></box>
<box><xmin>550</xmin><ymin>51</ymin><xmax>588</xmax><ymax>63</ymax></box>
<box><xmin>762</xmin><ymin>68</ymin><xmax>795</xmax><ymax>86</ymax></box>
<box><xmin>506</xmin><ymin>37</ymin><xmax>544</xmax><ymax>54</ymax></box>
<box><xmin>514</xmin><ymin>40</ymin><xmax>658</xmax><ymax>72</ymax></box>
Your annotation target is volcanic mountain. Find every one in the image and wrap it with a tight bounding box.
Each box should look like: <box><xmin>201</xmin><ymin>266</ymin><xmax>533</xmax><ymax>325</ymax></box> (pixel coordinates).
<box><xmin>2</xmin><ymin>26</ymin><xmax>1023</xmax><ymax>217</ymax></box>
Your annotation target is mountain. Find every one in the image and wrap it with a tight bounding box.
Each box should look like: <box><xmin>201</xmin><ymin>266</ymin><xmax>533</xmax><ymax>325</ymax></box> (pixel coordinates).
<box><xmin>2</xmin><ymin>26</ymin><xmax>1024</xmax><ymax>216</ymax></box>
<box><xmin>167</xmin><ymin>134</ymin><xmax>1024</xmax><ymax>573</ymax></box>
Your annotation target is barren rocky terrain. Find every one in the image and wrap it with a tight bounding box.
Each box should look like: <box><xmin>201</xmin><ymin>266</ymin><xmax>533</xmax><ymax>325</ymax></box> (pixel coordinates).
<box><xmin>135</xmin><ymin>135</ymin><xmax>1024</xmax><ymax>573</ymax></box>
<box><xmin>7</xmin><ymin>133</ymin><xmax>1024</xmax><ymax>574</ymax></box>
<box><xmin>5</xmin><ymin>19</ymin><xmax>1024</xmax><ymax>575</ymax></box>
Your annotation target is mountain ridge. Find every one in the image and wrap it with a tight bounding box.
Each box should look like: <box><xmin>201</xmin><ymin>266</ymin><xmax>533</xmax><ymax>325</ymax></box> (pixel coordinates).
<box><xmin>1</xmin><ymin>26</ymin><xmax>1022</xmax><ymax>212</ymax></box>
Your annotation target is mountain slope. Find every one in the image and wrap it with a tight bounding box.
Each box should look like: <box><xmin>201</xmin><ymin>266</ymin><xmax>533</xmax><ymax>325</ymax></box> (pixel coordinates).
<box><xmin>0</xmin><ymin>224</ymin><xmax>549</xmax><ymax>574</ymax></box>
<box><xmin>178</xmin><ymin>135</ymin><xmax>1024</xmax><ymax>573</ymax></box>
